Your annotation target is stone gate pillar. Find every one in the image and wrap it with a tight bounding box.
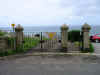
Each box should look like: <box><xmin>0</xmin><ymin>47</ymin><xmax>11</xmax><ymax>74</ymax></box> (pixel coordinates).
<box><xmin>82</xmin><ymin>23</ymin><xmax>91</xmax><ymax>51</ymax></box>
<box><xmin>0</xmin><ymin>36</ymin><xmax>8</xmax><ymax>52</ymax></box>
<box><xmin>15</xmin><ymin>24</ymin><xmax>24</xmax><ymax>49</ymax></box>
<box><xmin>61</xmin><ymin>24</ymin><xmax>69</xmax><ymax>52</ymax></box>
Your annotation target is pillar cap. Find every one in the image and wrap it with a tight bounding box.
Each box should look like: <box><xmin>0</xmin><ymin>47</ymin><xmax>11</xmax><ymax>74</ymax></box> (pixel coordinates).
<box><xmin>82</xmin><ymin>23</ymin><xmax>91</xmax><ymax>30</ymax></box>
<box><xmin>15</xmin><ymin>24</ymin><xmax>24</xmax><ymax>31</ymax></box>
<box><xmin>61</xmin><ymin>24</ymin><xmax>69</xmax><ymax>30</ymax></box>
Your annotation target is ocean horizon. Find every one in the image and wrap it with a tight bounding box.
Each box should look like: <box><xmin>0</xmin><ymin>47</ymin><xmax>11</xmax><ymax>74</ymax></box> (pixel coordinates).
<box><xmin>0</xmin><ymin>25</ymin><xmax>100</xmax><ymax>35</ymax></box>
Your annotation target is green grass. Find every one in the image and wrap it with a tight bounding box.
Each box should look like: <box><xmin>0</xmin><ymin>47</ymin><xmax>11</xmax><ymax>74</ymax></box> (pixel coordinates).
<box><xmin>0</xmin><ymin>36</ymin><xmax>51</xmax><ymax>57</ymax></box>
<box><xmin>7</xmin><ymin>37</ymin><xmax>15</xmax><ymax>48</ymax></box>
<box><xmin>0</xmin><ymin>49</ymin><xmax>16</xmax><ymax>57</ymax></box>
<box><xmin>22</xmin><ymin>37</ymin><xmax>40</xmax><ymax>51</ymax></box>
<box><xmin>89</xmin><ymin>43</ymin><xmax>94</xmax><ymax>53</ymax></box>
<box><xmin>0</xmin><ymin>31</ymin><xmax>7</xmax><ymax>36</ymax></box>
<box><xmin>0</xmin><ymin>37</ymin><xmax>40</xmax><ymax>57</ymax></box>
<box><xmin>74</xmin><ymin>42</ymin><xmax>80</xmax><ymax>47</ymax></box>
<box><xmin>71</xmin><ymin>41</ymin><xmax>94</xmax><ymax>53</ymax></box>
<box><xmin>15</xmin><ymin>37</ymin><xmax>40</xmax><ymax>52</ymax></box>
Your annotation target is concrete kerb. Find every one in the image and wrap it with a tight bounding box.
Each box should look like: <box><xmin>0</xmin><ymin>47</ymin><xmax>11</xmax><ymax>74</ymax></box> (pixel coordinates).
<box><xmin>0</xmin><ymin>53</ymin><xmax>100</xmax><ymax>60</ymax></box>
<box><xmin>24</xmin><ymin>53</ymin><xmax>98</xmax><ymax>56</ymax></box>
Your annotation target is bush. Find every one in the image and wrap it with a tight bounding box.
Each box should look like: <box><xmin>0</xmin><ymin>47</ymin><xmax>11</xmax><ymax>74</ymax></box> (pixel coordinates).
<box><xmin>0</xmin><ymin>31</ymin><xmax>6</xmax><ymax>36</ymax></box>
<box><xmin>0</xmin><ymin>37</ymin><xmax>40</xmax><ymax>57</ymax></box>
<box><xmin>89</xmin><ymin>43</ymin><xmax>94</xmax><ymax>53</ymax></box>
<box><xmin>0</xmin><ymin>50</ymin><xmax>16</xmax><ymax>57</ymax></box>
<box><xmin>7</xmin><ymin>37</ymin><xmax>15</xmax><ymax>48</ymax></box>
<box><xmin>68</xmin><ymin>30</ymin><xmax>81</xmax><ymax>42</ymax></box>
<box><xmin>0</xmin><ymin>52</ymin><xmax>4</xmax><ymax>57</ymax></box>
<box><xmin>7</xmin><ymin>50</ymin><xmax>14</xmax><ymax>55</ymax></box>
<box><xmin>16</xmin><ymin>38</ymin><xmax>40</xmax><ymax>52</ymax></box>
<box><xmin>81</xmin><ymin>43</ymin><xmax>94</xmax><ymax>53</ymax></box>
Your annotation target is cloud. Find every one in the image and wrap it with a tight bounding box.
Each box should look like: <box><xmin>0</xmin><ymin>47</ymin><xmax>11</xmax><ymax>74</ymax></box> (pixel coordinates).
<box><xmin>0</xmin><ymin>0</ymin><xmax>100</xmax><ymax>26</ymax></box>
<box><xmin>60</xmin><ymin>0</ymin><xmax>100</xmax><ymax>16</ymax></box>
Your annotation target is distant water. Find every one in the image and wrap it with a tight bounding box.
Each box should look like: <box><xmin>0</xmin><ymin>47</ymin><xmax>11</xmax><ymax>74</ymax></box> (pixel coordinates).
<box><xmin>0</xmin><ymin>25</ymin><xmax>100</xmax><ymax>35</ymax></box>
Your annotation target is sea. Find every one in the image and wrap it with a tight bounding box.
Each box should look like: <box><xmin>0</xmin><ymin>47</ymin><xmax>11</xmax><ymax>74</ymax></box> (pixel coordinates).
<box><xmin>0</xmin><ymin>25</ymin><xmax>100</xmax><ymax>35</ymax></box>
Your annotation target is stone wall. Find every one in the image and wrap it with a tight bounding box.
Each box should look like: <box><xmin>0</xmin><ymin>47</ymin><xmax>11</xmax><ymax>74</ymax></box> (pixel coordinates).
<box><xmin>0</xmin><ymin>36</ymin><xmax>8</xmax><ymax>52</ymax></box>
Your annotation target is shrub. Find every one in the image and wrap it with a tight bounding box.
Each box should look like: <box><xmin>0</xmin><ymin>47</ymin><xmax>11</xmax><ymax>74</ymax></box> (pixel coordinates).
<box><xmin>0</xmin><ymin>37</ymin><xmax>40</xmax><ymax>57</ymax></box>
<box><xmin>7</xmin><ymin>37</ymin><xmax>15</xmax><ymax>48</ymax></box>
<box><xmin>16</xmin><ymin>37</ymin><xmax>40</xmax><ymax>52</ymax></box>
<box><xmin>0</xmin><ymin>31</ymin><xmax>6</xmax><ymax>36</ymax></box>
<box><xmin>68</xmin><ymin>30</ymin><xmax>81</xmax><ymax>42</ymax></box>
<box><xmin>81</xmin><ymin>43</ymin><xmax>94</xmax><ymax>53</ymax></box>
<box><xmin>89</xmin><ymin>43</ymin><xmax>94</xmax><ymax>53</ymax></box>
<box><xmin>7</xmin><ymin>50</ymin><xmax>14</xmax><ymax>55</ymax></box>
<box><xmin>0</xmin><ymin>52</ymin><xmax>4</xmax><ymax>57</ymax></box>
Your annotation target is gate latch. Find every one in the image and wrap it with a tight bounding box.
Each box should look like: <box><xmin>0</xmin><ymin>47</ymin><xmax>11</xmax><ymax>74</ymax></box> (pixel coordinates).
<box><xmin>40</xmin><ymin>40</ymin><xmax>45</xmax><ymax>43</ymax></box>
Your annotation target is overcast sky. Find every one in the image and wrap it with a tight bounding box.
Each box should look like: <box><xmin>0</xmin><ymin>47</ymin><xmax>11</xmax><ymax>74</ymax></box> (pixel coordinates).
<box><xmin>0</xmin><ymin>0</ymin><xmax>100</xmax><ymax>26</ymax></box>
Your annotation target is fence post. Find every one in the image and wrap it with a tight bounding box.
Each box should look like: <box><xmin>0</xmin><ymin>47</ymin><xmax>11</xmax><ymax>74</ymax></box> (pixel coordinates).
<box><xmin>15</xmin><ymin>24</ymin><xmax>24</xmax><ymax>49</ymax></box>
<box><xmin>82</xmin><ymin>23</ymin><xmax>91</xmax><ymax>51</ymax></box>
<box><xmin>61</xmin><ymin>24</ymin><xmax>69</xmax><ymax>52</ymax></box>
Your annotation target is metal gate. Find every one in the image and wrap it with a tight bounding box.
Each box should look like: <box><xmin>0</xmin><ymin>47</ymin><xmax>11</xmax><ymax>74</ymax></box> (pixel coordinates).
<box><xmin>23</xmin><ymin>32</ymin><xmax>61</xmax><ymax>52</ymax></box>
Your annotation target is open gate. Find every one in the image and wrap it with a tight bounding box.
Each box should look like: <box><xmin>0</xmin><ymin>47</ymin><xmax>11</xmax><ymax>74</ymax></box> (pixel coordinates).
<box><xmin>67</xmin><ymin>30</ymin><xmax>82</xmax><ymax>52</ymax></box>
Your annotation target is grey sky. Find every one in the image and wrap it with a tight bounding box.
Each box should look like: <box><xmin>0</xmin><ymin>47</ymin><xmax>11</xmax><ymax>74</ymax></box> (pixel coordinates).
<box><xmin>0</xmin><ymin>0</ymin><xmax>100</xmax><ymax>26</ymax></box>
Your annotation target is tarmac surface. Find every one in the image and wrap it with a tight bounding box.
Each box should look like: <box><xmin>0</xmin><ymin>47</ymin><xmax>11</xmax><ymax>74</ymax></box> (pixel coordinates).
<box><xmin>0</xmin><ymin>43</ymin><xmax>100</xmax><ymax>75</ymax></box>
<box><xmin>0</xmin><ymin>54</ymin><xmax>100</xmax><ymax>75</ymax></box>
<box><xmin>92</xmin><ymin>43</ymin><xmax>100</xmax><ymax>54</ymax></box>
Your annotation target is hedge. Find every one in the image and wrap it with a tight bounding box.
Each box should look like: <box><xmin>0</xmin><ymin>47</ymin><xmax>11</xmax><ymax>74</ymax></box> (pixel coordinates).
<box><xmin>0</xmin><ymin>31</ymin><xmax>7</xmax><ymax>36</ymax></box>
<box><xmin>68</xmin><ymin>30</ymin><xmax>81</xmax><ymax>42</ymax></box>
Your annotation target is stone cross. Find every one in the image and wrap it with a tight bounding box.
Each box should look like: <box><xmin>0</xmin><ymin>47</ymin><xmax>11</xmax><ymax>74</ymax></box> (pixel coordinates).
<box><xmin>82</xmin><ymin>23</ymin><xmax>91</xmax><ymax>51</ymax></box>
<box><xmin>61</xmin><ymin>24</ymin><xmax>69</xmax><ymax>51</ymax></box>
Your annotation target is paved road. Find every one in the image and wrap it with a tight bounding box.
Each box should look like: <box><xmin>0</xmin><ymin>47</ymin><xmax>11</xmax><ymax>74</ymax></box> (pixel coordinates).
<box><xmin>0</xmin><ymin>55</ymin><xmax>100</xmax><ymax>75</ymax></box>
<box><xmin>92</xmin><ymin>43</ymin><xmax>100</xmax><ymax>54</ymax></box>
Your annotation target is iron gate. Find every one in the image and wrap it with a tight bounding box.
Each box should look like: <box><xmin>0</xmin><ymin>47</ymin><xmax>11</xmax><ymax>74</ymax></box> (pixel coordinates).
<box><xmin>23</xmin><ymin>32</ymin><xmax>61</xmax><ymax>52</ymax></box>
